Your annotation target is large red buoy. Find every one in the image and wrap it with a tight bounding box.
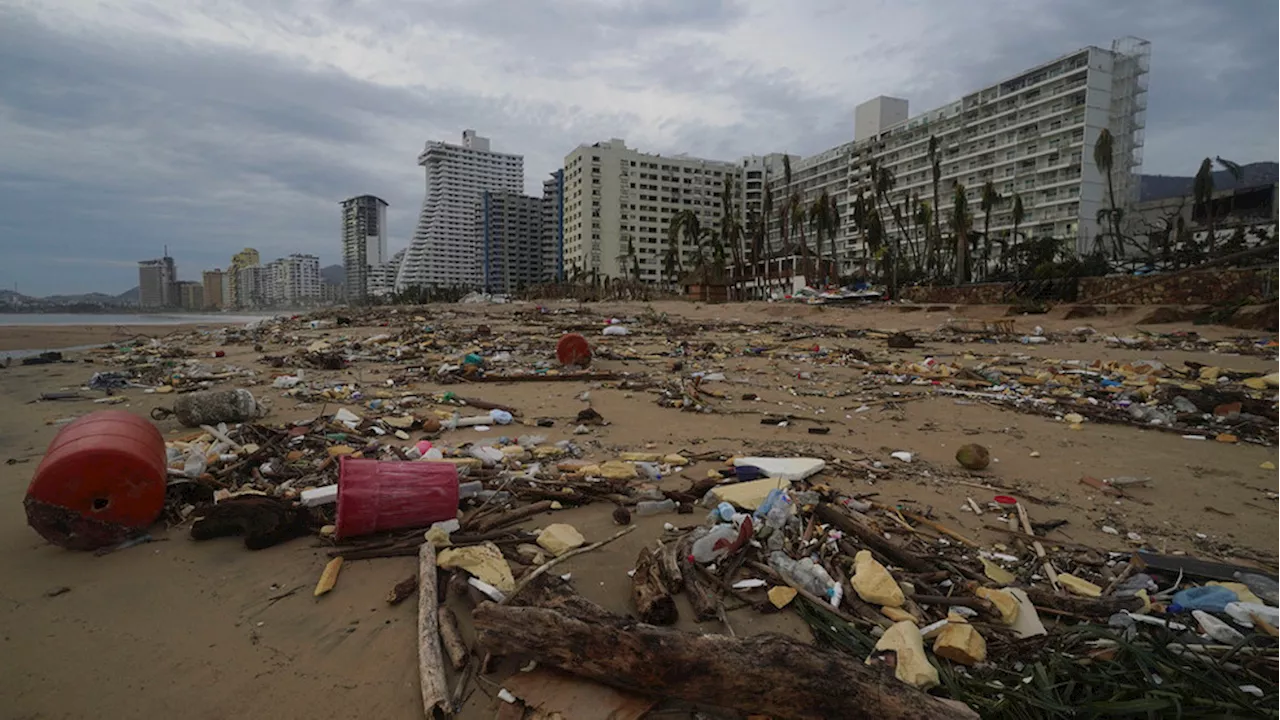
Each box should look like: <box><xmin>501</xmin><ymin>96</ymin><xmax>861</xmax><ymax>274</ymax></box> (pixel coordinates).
<box><xmin>335</xmin><ymin>457</ymin><xmax>459</xmax><ymax>539</ymax></box>
<box><xmin>556</xmin><ymin>333</ymin><xmax>592</xmax><ymax>368</ymax></box>
<box><xmin>25</xmin><ymin>410</ymin><xmax>167</xmax><ymax>550</ymax></box>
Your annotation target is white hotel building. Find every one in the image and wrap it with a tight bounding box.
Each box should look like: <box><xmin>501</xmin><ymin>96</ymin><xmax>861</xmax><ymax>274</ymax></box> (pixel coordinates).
<box><xmin>766</xmin><ymin>37</ymin><xmax>1150</xmax><ymax>273</ymax></box>
<box><xmin>561</xmin><ymin>138</ymin><xmax>741</xmax><ymax>283</ymax></box>
<box><xmin>397</xmin><ymin>130</ymin><xmax>524</xmax><ymax>289</ymax></box>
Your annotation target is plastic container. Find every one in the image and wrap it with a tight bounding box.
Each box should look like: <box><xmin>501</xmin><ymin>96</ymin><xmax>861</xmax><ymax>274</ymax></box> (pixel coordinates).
<box><xmin>690</xmin><ymin>524</ymin><xmax>740</xmax><ymax>563</ymax></box>
<box><xmin>1169</xmin><ymin>585</ymin><xmax>1238</xmax><ymax>613</ymax></box>
<box><xmin>556</xmin><ymin>333</ymin><xmax>592</xmax><ymax>367</ymax></box>
<box><xmin>24</xmin><ymin>410</ymin><xmax>167</xmax><ymax>550</ymax></box>
<box><xmin>635</xmin><ymin>499</ymin><xmax>676</xmax><ymax>516</ymax></box>
<box><xmin>335</xmin><ymin>457</ymin><xmax>460</xmax><ymax>540</ymax></box>
<box><xmin>708</xmin><ymin>501</ymin><xmax>736</xmax><ymax>523</ymax></box>
<box><xmin>169</xmin><ymin>389</ymin><xmax>258</xmax><ymax>427</ymax></box>
<box><xmin>1192</xmin><ymin>610</ymin><xmax>1245</xmax><ymax>644</ymax></box>
<box><xmin>1234</xmin><ymin>572</ymin><xmax>1280</xmax><ymax>606</ymax></box>
<box><xmin>1224</xmin><ymin>602</ymin><xmax>1280</xmax><ymax>629</ymax></box>
<box><xmin>635</xmin><ymin>462</ymin><xmax>661</xmax><ymax>480</ymax></box>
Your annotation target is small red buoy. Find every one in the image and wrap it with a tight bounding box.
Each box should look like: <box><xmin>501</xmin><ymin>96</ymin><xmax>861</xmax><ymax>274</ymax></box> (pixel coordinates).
<box><xmin>993</xmin><ymin>495</ymin><xmax>1018</xmax><ymax>509</ymax></box>
<box><xmin>25</xmin><ymin>410</ymin><xmax>167</xmax><ymax>550</ymax></box>
<box><xmin>556</xmin><ymin>333</ymin><xmax>592</xmax><ymax>368</ymax></box>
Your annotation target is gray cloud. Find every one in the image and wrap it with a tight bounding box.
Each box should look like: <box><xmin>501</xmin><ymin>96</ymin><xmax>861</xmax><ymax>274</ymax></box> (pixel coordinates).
<box><xmin>0</xmin><ymin>0</ymin><xmax>1275</xmax><ymax>295</ymax></box>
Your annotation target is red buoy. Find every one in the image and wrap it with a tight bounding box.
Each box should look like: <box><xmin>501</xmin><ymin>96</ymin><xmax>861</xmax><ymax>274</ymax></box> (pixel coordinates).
<box><xmin>556</xmin><ymin>333</ymin><xmax>592</xmax><ymax>368</ymax></box>
<box><xmin>25</xmin><ymin>410</ymin><xmax>167</xmax><ymax>550</ymax></box>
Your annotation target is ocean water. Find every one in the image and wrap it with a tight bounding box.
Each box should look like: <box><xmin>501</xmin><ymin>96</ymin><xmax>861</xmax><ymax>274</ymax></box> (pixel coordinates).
<box><xmin>0</xmin><ymin>313</ymin><xmax>270</xmax><ymax>326</ymax></box>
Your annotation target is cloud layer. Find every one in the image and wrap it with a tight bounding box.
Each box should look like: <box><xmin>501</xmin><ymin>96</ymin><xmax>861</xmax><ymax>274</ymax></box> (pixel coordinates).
<box><xmin>1</xmin><ymin>0</ymin><xmax>1275</xmax><ymax>295</ymax></box>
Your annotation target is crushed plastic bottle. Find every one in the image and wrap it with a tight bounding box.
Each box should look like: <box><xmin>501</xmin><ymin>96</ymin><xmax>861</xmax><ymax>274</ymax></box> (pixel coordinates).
<box><xmin>690</xmin><ymin>524</ymin><xmax>740</xmax><ymax>563</ymax></box>
<box><xmin>1171</xmin><ymin>396</ymin><xmax>1199</xmax><ymax>414</ymax></box>
<box><xmin>1113</xmin><ymin>573</ymin><xmax>1158</xmax><ymax>597</ymax></box>
<box><xmin>1192</xmin><ymin>610</ymin><xmax>1245</xmax><ymax>644</ymax></box>
<box><xmin>182</xmin><ymin>447</ymin><xmax>207</xmax><ymax>479</ymax></box>
<box><xmin>1233</xmin><ymin>572</ymin><xmax>1280</xmax><ymax>606</ymax></box>
<box><xmin>1224</xmin><ymin>601</ymin><xmax>1280</xmax><ymax>629</ymax></box>
<box><xmin>635</xmin><ymin>462</ymin><xmax>661</xmax><ymax>480</ymax></box>
<box><xmin>635</xmin><ymin>498</ymin><xmax>676</xmax><ymax>516</ymax></box>
<box><xmin>708</xmin><ymin>501</ymin><xmax>736</xmax><ymax>523</ymax></box>
<box><xmin>1169</xmin><ymin>585</ymin><xmax>1238</xmax><ymax>613</ymax></box>
<box><xmin>457</xmin><ymin>481</ymin><xmax>483</xmax><ymax>498</ymax></box>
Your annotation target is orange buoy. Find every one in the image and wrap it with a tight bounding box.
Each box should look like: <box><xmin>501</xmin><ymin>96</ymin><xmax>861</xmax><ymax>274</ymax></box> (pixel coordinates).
<box><xmin>556</xmin><ymin>333</ymin><xmax>592</xmax><ymax>368</ymax></box>
<box><xmin>25</xmin><ymin>410</ymin><xmax>167</xmax><ymax>550</ymax></box>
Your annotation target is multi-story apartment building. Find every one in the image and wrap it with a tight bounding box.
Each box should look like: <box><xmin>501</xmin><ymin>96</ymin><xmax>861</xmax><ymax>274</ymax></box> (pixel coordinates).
<box><xmin>477</xmin><ymin>191</ymin><xmax>544</xmax><ymax>294</ymax></box>
<box><xmin>176</xmin><ymin>281</ymin><xmax>204</xmax><ymax>310</ymax></box>
<box><xmin>137</xmin><ymin>256</ymin><xmax>176</xmax><ymax>308</ymax></box>
<box><xmin>397</xmin><ymin>130</ymin><xmax>524</xmax><ymax>289</ymax></box>
<box><xmin>201</xmin><ymin>269</ymin><xmax>227</xmax><ymax>309</ymax></box>
<box><xmin>561</xmin><ymin>138</ymin><xmax>741</xmax><ymax>284</ymax></box>
<box><xmin>739</xmin><ymin>153</ymin><xmax>796</xmax><ymax>227</ymax></box>
<box><xmin>340</xmin><ymin>194</ymin><xmax>388</xmax><ymax>302</ymax></box>
<box><xmin>369</xmin><ymin>248</ymin><xmax>406</xmax><ymax>298</ymax></box>
<box><xmin>541</xmin><ymin>170</ymin><xmax>565</xmax><ymax>283</ymax></box>
<box><xmin>767</xmin><ymin>37</ymin><xmax>1150</xmax><ymax>273</ymax></box>
<box><xmin>228</xmin><ymin>248</ymin><xmax>260</xmax><ymax>308</ymax></box>
<box><xmin>264</xmin><ymin>254</ymin><xmax>321</xmax><ymax>306</ymax></box>
<box><xmin>235</xmin><ymin>265</ymin><xmax>266</xmax><ymax>309</ymax></box>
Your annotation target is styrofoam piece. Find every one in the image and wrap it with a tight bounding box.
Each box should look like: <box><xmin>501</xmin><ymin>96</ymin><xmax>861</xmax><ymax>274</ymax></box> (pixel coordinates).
<box><xmin>300</xmin><ymin>484</ymin><xmax>339</xmax><ymax>507</ymax></box>
<box><xmin>732</xmin><ymin>456</ymin><xmax>825</xmax><ymax>481</ymax></box>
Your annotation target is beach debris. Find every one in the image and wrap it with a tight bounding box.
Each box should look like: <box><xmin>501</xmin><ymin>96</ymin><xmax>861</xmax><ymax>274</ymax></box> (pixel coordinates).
<box><xmin>314</xmin><ymin>557</ymin><xmax>343</xmax><ymax>597</ymax></box>
<box><xmin>954</xmin><ymin>443</ymin><xmax>990</xmax><ymax>470</ymax></box>
<box><xmin>536</xmin><ymin>524</ymin><xmax>586</xmax><ymax>557</ymax></box>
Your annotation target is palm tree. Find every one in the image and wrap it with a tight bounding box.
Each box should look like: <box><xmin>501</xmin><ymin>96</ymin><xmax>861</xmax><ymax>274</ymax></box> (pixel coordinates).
<box><xmin>718</xmin><ymin>175</ymin><xmax>745</xmax><ymax>297</ymax></box>
<box><xmin>914</xmin><ymin>199</ymin><xmax>933</xmax><ymax>278</ymax></box>
<box><xmin>927</xmin><ymin>135</ymin><xmax>943</xmax><ymax>275</ymax></box>
<box><xmin>761</xmin><ymin>183</ymin><xmax>775</xmax><ymax>294</ymax></box>
<box><xmin>951</xmin><ymin>183</ymin><xmax>972</xmax><ymax>284</ymax></box>
<box><xmin>1008</xmin><ymin>192</ymin><xmax>1025</xmax><ymax>275</ymax></box>
<box><xmin>808</xmin><ymin>192</ymin><xmax>829</xmax><ymax>287</ymax></box>
<box><xmin>869</xmin><ymin>160</ymin><xmax>909</xmax><ymax>296</ymax></box>
<box><xmin>1093</xmin><ymin>128</ymin><xmax>1124</xmax><ymax>257</ymax></box>
<box><xmin>663</xmin><ymin>213</ymin><xmax>684</xmax><ymax>287</ymax></box>
<box><xmin>979</xmin><ymin>181</ymin><xmax>1001</xmax><ymax>281</ymax></box>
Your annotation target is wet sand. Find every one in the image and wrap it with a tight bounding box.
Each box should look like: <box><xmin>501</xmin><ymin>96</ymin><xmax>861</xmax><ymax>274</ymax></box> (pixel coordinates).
<box><xmin>0</xmin><ymin>300</ymin><xmax>1275</xmax><ymax>719</ymax></box>
<box><xmin>0</xmin><ymin>323</ymin><xmax>234</xmax><ymax>353</ymax></box>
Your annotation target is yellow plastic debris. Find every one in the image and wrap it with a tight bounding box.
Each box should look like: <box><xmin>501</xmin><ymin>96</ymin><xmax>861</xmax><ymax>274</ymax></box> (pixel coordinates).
<box><xmin>981</xmin><ymin>558</ymin><xmax>1016</xmax><ymax>586</ymax></box>
<box><xmin>851</xmin><ymin>550</ymin><xmax>905</xmax><ymax>607</ymax></box>
<box><xmin>933</xmin><ymin>623</ymin><xmax>987</xmax><ymax>666</ymax></box>
<box><xmin>1208</xmin><ymin>581</ymin><xmax>1263</xmax><ymax>606</ymax></box>
<box><xmin>598</xmin><ymin>461</ymin><xmax>638</xmax><ymax>480</ymax></box>
<box><xmin>1058</xmin><ymin>573</ymin><xmax>1102</xmax><ymax>598</ymax></box>
<box><xmin>663</xmin><ymin>453</ymin><xmax>689</xmax><ymax>465</ymax></box>
<box><xmin>438</xmin><ymin>542</ymin><xmax>515</xmax><ymax>592</ymax></box>
<box><xmin>536</xmin><ymin>524</ymin><xmax>585</xmax><ymax>557</ymax></box>
<box><xmin>881</xmin><ymin>606</ymin><xmax>915</xmax><ymax>623</ymax></box>
<box><xmin>314</xmin><ymin>557</ymin><xmax>343</xmax><ymax>597</ymax></box>
<box><xmin>619</xmin><ymin>452</ymin><xmax>661</xmax><ymax>462</ymax></box>
<box><xmin>867</xmin><ymin>621</ymin><xmax>938</xmax><ymax>690</ymax></box>
<box><xmin>975</xmin><ymin>587</ymin><xmax>1020</xmax><ymax>625</ymax></box>
<box><xmin>768</xmin><ymin>586</ymin><xmax>798</xmax><ymax>609</ymax></box>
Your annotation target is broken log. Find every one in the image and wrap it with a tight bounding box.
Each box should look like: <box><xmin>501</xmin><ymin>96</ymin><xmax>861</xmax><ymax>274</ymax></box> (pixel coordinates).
<box><xmin>471</xmin><ymin>500</ymin><xmax>554</xmax><ymax>533</ymax></box>
<box><xmin>631</xmin><ymin>547</ymin><xmax>678</xmax><ymax>625</ymax></box>
<box><xmin>418</xmin><ymin>543</ymin><xmax>451</xmax><ymax>717</ymax></box>
<box><xmin>656</xmin><ymin>539</ymin><xmax>684</xmax><ymax>593</ymax></box>
<box><xmin>387</xmin><ymin>575</ymin><xmax>417</xmax><ymax>605</ymax></box>
<box><xmin>818</xmin><ymin>503</ymin><xmax>937</xmax><ymax>573</ymax></box>
<box><xmin>438</xmin><ymin>607</ymin><xmax>469</xmax><ymax>670</ymax></box>
<box><xmin>1023</xmin><ymin>587</ymin><xmax>1142</xmax><ymax>618</ymax></box>
<box><xmin>472</xmin><ymin>603</ymin><xmax>972</xmax><ymax>720</ymax></box>
<box><xmin>677</xmin><ymin>538</ymin><xmax>720</xmax><ymax>621</ymax></box>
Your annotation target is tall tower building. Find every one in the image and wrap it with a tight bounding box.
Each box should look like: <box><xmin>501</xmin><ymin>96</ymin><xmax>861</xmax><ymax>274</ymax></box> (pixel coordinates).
<box><xmin>340</xmin><ymin>195</ymin><xmax>388</xmax><ymax>303</ymax></box>
<box><xmin>477</xmin><ymin>191</ymin><xmax>543</xmax><ymax>294</ymax></box>
<box><xmin>396</xmin><ymin>130</ymin><xmax>524</xmax><ymax>290</ymax></box>
<box><xmin>228</xmin><ymin>248</ymin><xmax>260</xmax><ymax>308</ymax></box>
<box><xmin>137</xmin><ymin>256</ymin><xmax>176</xmax><ymax>308</ymax></box>
<box><xmin>541</xmin><ymin>170</ymin><xmax>566</xmax><ymax>282</ymax></box>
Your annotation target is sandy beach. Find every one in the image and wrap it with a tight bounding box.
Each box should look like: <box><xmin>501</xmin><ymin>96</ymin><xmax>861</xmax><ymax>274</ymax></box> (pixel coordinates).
<box><xmin>0</xmin><ymin>300</ymin><xmax>1275</xmax><ymax>719</ymax></box>
<box><xmin>0</xmin><ymin>323</ymin><xmax>245</xmax><ymax>353</ymax></box>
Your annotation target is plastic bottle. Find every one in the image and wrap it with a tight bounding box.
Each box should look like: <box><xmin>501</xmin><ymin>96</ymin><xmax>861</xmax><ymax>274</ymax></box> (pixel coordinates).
<box><xmin>457</xmin><ymin>481</ymin><xmax>483</xmax><ymax>498</ymax></box>
<box><xmin>635</xmin><ymin>462</ymin><xmax>661</xmax><ymax>480</ymax></box>
<box><xmin>182</xmin><ymin>449</ymin><xmax>207</xmax><ymax>479</ymax></box>
<box><xmin>1224</xmin><ymin>602</ymin><xmax>1280</xmax><ymax>629</ymax></box>
<box><xmin>1169</xmin><ymin>585</ymin><xmax>1238</xmax><ymax>613</ymax></box>
<box><xmin>635</xmin><ymin>498</ymin><xmax>676</xmax><ymax>516</ymax></box>
<box><xmin>708</xmin><ymin>501</ymin><xmax>736</xmax><ymax>523</ymax></box>
<box><xmin>1233</xmin><ymin>572</ymin><xmax>1280</xmax><ymax>606</ymax></box>
<box><xmin>1113</xmin><ymin>573</ymin><xmax>1157</xmax><ymax>597</ymax></box>
<box><xmin>690</xmin><ymin>524</ymin><xmax>740</xmax><ymax>562</ymax></box>
<box><xmin>1192</xmin><ymin>610</ymin><xmax>1245</xmax><ymax>644</ymax></box>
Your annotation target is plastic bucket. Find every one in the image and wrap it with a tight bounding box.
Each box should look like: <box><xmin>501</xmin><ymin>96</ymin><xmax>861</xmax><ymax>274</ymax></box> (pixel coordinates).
<box><xmin>25</xmin><ymin>410</ymin><xmax>167</xmax><ymax>550</ymax></box>
<box><xmin>335</xmin><ymin>458</ymin><xmax>460</xmax><ymax>539</ymax></box>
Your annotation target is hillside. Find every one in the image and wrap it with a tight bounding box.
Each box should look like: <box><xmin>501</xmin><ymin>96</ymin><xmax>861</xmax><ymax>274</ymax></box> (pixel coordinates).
<box><xmin>320</xmin><ymin>264</ymin><xmax>344</xmax><ymax>285</ymax></box>
<box><xmin>1140</xmin><ymin>161</ymin><xmax>1277</xmax><ymax>202</ymax></box>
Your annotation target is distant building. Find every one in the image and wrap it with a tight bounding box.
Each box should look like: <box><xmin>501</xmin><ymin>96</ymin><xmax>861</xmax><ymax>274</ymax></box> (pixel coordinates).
<box><xmin>541</xmin><ymin>170</ymin><xmax>565</xmax><ymax>282</ymax></box>
<box><xmin>340</xmin><ymin>195</ymin><xmax>388</xmax><ymax>303</ymax></box>
<box><xmin>397</xmin><ymin>130</ymin><xmax>524</xmax><ymax>289</ymax></box>
<box><xmin>176</xmin><ymin>281</ymin><xmax>204</xmax><ymax>310</ymax></box>
<box><xmin>138</xmin><ymin>257</ymin><xmax>176</xmax><ymax>308</ymax></box>
<box><xmin>229</xmin><ymin>248</ymin><xmax>260</xmax><ymax>308</ymax></box>
<box><xmin>235</xmin><ymin>265</ymin><xmax>266</xmax><ymax>309</ymax></box>
<box><xmin>265</xmin><ymin>254</ymin><xmax>321</xmax><ymax>306</ymax></box>
<box><xmin>320</xmin><ymin>281</ymin><xmax>344</xmax><ymax>304</ymax></box>
<box><xmin>478</xmin><ymin>190</ymin><xmax>544</xmax><ymax>293</ymax></box>
<box><xmin>369</xmin><ymin>248</ymin><xmax>406</xmax><ymax>298</ymax></box>
<box><xmin>202</xmin><ymin>269</ymin><xmax>227</xmax><ymax>309</ymax></box>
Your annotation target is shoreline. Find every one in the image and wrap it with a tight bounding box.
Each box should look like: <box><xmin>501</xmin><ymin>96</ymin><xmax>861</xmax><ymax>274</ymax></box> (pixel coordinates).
<box><xmin>0</xmin><ymin>323</ymin><xmax>243</xmax><ymax>354</ymax></box>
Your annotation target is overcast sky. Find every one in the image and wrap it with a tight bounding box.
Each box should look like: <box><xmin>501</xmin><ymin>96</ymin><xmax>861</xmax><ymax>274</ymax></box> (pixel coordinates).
<box><xmin>1</xmin><ymin>0</ymin><xmax>1276</xmax><ymax>296</ymax></box>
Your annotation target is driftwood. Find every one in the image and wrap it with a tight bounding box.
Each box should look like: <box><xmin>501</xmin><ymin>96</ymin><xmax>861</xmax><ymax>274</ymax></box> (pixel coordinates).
<box><xmin>1023</xmin><ymin>587</ymin><xmax>1143</xmax><ymax>617</ymax></box>
<box><xmin>631</xmin><ymin>547</ymin><xmax>678</xmax><ymax>625</ymax></box>
<box><xmin>817</xmin><ymin>503</ymin><xmax>938</xmax><ymax>572</ymax></box>
<box><xmin>471</xmin><ymin>500</ymin><xmax>554</xmax><ymax>533</ymax></box>
<box><xmin>438</xmin><ymin>607</ymin><xmax>469</xmax><ymax>670</ymax></box>
<box><xmin>418</xmin><ymin>543</ymin><xmax>451</xmax><ymax>717</ymax></box>
<box><xmin>472</xmin><ymin>603</ymin><xmax>973</xmax><ymax>720</ymax></box>
<box><xmin>677</xmin><ymin>538</ymin><xmax>720</xmax><ymax>621</ymax></box>
<box><xmin>387</xmin><ymin>575</ymin><xmax>417</xmax><ymax>605</ymax></box>
<box><xmin>656</xmin><ymin>539</ymin><xmax>685</xmax><ymax>593</ymax></box>
<box><xmin>505</xmin><ymin>526</ymin><xmax>638</xmax><ymax>605</ymax></box>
